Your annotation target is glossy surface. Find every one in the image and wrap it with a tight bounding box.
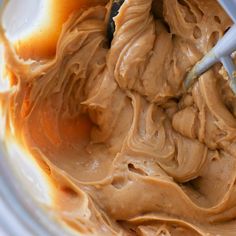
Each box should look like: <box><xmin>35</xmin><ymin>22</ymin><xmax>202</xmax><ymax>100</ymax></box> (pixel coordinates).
<box><xmin>1</xmin><ymin>0</ymin><xmax>236</xmax><ymax>235</ymax></box>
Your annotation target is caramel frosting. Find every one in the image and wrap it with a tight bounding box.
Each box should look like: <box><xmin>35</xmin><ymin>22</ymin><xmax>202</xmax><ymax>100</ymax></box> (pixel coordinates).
<box><xmin>2</xmin><ymin>0</ymin><xmax>236</xmax><ymax>235</ymax></box>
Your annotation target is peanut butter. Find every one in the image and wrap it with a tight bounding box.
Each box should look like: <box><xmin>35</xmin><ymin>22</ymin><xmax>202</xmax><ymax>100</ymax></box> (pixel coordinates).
<box><xmin>1</xmin><ymin>0</ymin><xmax>236</xmax><ymax>235</ymax></box>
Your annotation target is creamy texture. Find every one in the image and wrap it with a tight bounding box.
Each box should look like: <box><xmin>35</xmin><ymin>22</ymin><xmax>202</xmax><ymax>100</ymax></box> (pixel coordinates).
<box><xmin>1</xmin><ymin>0</ymin><xmax>236</xmax><ymax>235</ymax></box>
